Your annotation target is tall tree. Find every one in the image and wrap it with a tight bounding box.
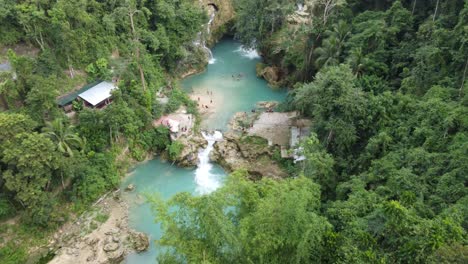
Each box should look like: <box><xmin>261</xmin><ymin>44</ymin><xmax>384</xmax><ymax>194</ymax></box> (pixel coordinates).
<box><xmin>115</xmin><ymin>0</ymin><xmax>149</xmax><ymax>91</ymax></box>
<box><xmin>294</xmin><ymin>64</ymin><xmax>366</xmax><ymax>155</ymax></box>
<box><xmin>150</xmin><ymin>170</ymin><xmax>332</xmax><ymax>263</ymax></box>
<box><xmin>2</xmin><ymin>133</ymin><xmax>58</xmax><ymax>209</ymax></box>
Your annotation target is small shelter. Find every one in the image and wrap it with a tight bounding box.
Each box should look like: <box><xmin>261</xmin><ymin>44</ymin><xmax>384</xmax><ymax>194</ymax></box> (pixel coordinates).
<box><xmin>78</xmin><ymin>81</ymin><xmax>117</xmax><ymax>108</ymax></box>
<box><xmin>57</xmin><ymin>81</ymin><xmax>117</xmax><ymax>111</ymax></box>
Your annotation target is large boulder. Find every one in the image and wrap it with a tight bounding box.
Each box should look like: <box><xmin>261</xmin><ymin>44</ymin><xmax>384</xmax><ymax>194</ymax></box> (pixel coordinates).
<box><xmin>129</xmin><ymin>231</ymin><xmax>150</xmax><ymax>253</ymax></box>
<box><xmin>125</xmin><ymin>184</ymin><xmax>135</xmax><ymax>192</ymax></box>
<box><xmin>103</xmin><ymin>242</ymin><xmax>119</xmax><ymax>252</ymax></box>
<box><xmin>103</xmin><ymin>236</ymin><xmax>124</xmax><ymax>263</ymax></box>
<box><xmin>105</xmin><ymin>247</ymin><xmax>124</xmax><ymax>263</ymax></box>
<box><xmin>211</xmin><ymin>132</ymin><xmax>287</xmax><ymax>179</ymax></box>
<box><xmin>262</xmin><ymin>66</ymin><xmax>280</xmax><ymax>84</ymax></box>
<box><xmin>257</xmin><ymin>66</ymin><xmax>281</xmax><ymax>86</ymax></box>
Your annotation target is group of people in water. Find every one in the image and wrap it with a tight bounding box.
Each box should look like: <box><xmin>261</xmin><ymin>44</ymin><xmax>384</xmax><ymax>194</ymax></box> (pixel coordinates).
<box><xmin>232</xmin><ymin>73</ymin><xmax>244</xmax><ymax>81</ymax></box>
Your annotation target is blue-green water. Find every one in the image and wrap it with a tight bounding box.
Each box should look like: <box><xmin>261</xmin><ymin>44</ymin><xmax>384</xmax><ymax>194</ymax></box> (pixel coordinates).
<box><xmin>122</xmin><ymin>38</ymin><xmax>287</xmax><ymax>263</ymax></box>
<box><xmin>121</xmin><ymin>159</ymin><xmax>225</xmax><ymax>263</ymax></box>
<box><xmin>182</xmin><ymin>39</ymin><xmax>287</xmax><ymax>130</ymax></box>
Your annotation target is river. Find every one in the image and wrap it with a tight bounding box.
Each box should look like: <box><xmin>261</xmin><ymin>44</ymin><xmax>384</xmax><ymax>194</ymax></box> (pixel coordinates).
<box><xmin>121</xmin><ymin>38</ymin><xmax>287</xmax><ymax>263</ymax></box>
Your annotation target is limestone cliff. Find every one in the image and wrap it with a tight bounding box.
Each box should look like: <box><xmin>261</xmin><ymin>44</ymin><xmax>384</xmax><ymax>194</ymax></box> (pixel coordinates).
<box><xmin>198</xmin><ymin>0</ymin><xmax>235</xmax><ymax>45</ymax></box>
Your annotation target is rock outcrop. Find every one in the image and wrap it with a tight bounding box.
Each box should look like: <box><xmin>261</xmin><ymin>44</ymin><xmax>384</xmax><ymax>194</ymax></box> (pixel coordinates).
<box><xmin>256</xmin><ymin>64</ymin><xmax>281</xmax><ymax>87</ymax></box>
<box><xmin>173</xmin><ymin>134</ymin><xmax>208</xmax><ymax>167</ymax></box>
<box><xmin>125</xmin><ymin>184</ymin><xmax>135</xmax><ymax>192</ymax></box>
<box><xmin>211</xmin><ymin>132</ymin><xmax>287</xmax><ymax>179</ymax></box>
<box><xmin>129</xmin><ymin>231</ymin><xmax>150</xmax><ymax>253</ymax></box>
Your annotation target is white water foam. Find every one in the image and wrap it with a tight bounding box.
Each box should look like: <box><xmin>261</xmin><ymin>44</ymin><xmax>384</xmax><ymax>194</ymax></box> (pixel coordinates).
<box><xmin>297</xmin><ymin>3</ymin><xmax>305</xmax><ymax>12</ymax></box>
<box><xmin>195</xmin><ymin>131</ymin><xmax>223</xmax><ymax>194</ymax></box>
<box><xmin>207</xmin><ymin>13</ymin><xmax>215</xmax><ymax>35</ymax></box>
<box><xmin>193</xmin><ymin>12</ymin><xmax>217</xmax><ymax>64</ymax></box>
<box><xmin>206</xmin><ymin>13</ymin><xmax>216</xmax><ymax>64</ymax></box>
<box><xmin>236</xmin><ymin>46</ymin><xmax>261</xmax><ymax>59</ymax></box>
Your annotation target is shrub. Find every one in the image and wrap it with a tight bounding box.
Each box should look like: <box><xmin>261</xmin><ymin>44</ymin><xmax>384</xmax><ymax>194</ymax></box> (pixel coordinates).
<box><xmin>0</xmin><ymin>242</ymin><xmax>27</xmax><ymax>264</ymax></box>
<box><xmin>0</xmin><ymin>197</ymin><xmax>15</xmax><ymax>220</ymax></box>
<box><xmin>167</xmin><ymin>141</ymin><xmax>184</xmax><ymax>161</ymax></box>
<box><xmin>165</xmin><ymin>89</ymin><xmax>197</xmax><ymax>114</ymax></box>
<box><xmin>73</xmin><ymin>153</ymin><xmax>119</xmax><ymax>207</ymax></box>
<box><xmin>130</xmin><ymin>144</ymin><xmax>146</xmax><ymax>161</ymax></box>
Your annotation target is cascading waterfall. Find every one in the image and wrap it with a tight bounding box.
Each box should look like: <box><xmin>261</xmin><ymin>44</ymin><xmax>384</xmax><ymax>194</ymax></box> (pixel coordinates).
<box><xmin>297</xmin><ymin>3</ymin><xmax>305</xmax><ymax>12</ymax></box>
<box><xmin>236</xmin><ymin>46</ymin><xmax>261</xmax><ymax>59</ymax></box>
<box><xmin>194</xmin><ymin>12</ymin><xmax>216</xmax><ymax>64</ymax></box>
<box><xmin>204</xmin><ymin>12</ymin><xmax>216</xmax><ymax>64</ymax></box>
<box><xmin>194</xmin><ymin>131</ymin><xmax>223</xmax><ymax>194</ymax></box>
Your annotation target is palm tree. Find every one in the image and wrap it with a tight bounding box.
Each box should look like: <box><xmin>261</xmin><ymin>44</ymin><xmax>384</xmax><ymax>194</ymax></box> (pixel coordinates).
<box><xmin>328</xmin><ymin>20</ymin><xmax>350</xmax><ymax>44</ymax></box>
<box><xmin>43</xmin><ymin>119</ymin><xmax>84</xmax><ymax>188</ymax></box>
<box><xmin>347</xmin><ymin>47</ymin><xmax>367</xmax><ymax>77</ymax></box>
<box><xmin>42</xmin><ymin>119</ymin><xmax>83</xmax><ymax>157</ymax></box>
<box><xmin>314</xmin><ymin>35</ymin><xmax>341</xmax><ymax>69</ymax></box>
<box><xmin>314</xmin><ymin>20</ymin><xmax>351</xmax><ymax>71</ymax></box>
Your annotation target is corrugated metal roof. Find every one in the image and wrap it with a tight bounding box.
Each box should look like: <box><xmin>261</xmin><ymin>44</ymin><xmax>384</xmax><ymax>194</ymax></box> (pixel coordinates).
<box><xmin>78</xmin><ymin>81</ymin><xmax>117</xmax><ymax>106</ymax></box>
<box><xmin>57</xmin><ymin>81</ymin><xmax>101</xmax><ymax>107</ymax></box>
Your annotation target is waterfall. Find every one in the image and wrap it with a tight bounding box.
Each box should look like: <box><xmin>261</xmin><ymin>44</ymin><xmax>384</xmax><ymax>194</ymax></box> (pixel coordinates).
<box><xmin>297</xmin><ymin>3</ymin><xmax>305</xmax><ymax>12</ymax></box>
<box><xmin>194</xmin><ymin>131</ymin><xmax>223</xmax><ymax>194</ymax></box>
<box><xmin>236</xmin><ymin>46</ymin><xmax>261</xmax><ymax>59</ymax></box>
<box><xmin>207</xmin><ymin>12</ymin><xmax>215</xmax><ymax>35</ymax></box>
<box><xmin>194</xmin><ymin>12</ymin><xmax>216</xmax><ymax>64</ymax></box>
<box><xmin>204</xmin><ymin>12</ymin><xmax>216</xmax><ymax>64</ymax></box>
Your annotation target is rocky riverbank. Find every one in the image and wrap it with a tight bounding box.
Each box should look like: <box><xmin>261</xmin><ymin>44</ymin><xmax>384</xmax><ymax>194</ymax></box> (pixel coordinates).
<box><xmin>48</xmin><ymin>190</ymin><xmax>149</xmax><ymax>264</ymax></box>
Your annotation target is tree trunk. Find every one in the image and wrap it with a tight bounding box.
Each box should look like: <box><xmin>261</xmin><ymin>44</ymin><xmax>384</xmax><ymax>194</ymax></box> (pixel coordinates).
<box><xmin>412</xmin><ymin>0</ymin><xmax>417</xmax><ymax>15</ymax></box>
<box><xmin>0</xmin><ymin>93</ymin><xmax>9</xmax><ymax>110</ymax></box>
<box><xmin>61</xmin><ymin>171</ymin><xmax>65</xmax><ymax>189</ymax></box>
<box><xmin>68</xmin><ymin>56</ymin><xmax>75</xmax><ymax>79</ymax></box>
<box><xmin>326</xmin><ymin>129</ymin><xmax>334</xmax><ymax>148</ymax></box>
<box><xmin>35</xmin><ymin>29</ymin><xmax>46</xmax><ymax>51</ymax></box>
<box><xmin>460</xmin><ymin>56</ymin><xmax>468</xmax><ymax>98</ymax></box>
<box><xmin>136</xmin><ymin>48</ymin><xmax>147</xmax><ymax>92</ymax></box>
<box><xmin>433</xmin><ymin>0</ymin><xmax>440</xmax><ymax>22</ymax></box>
<box><xmin>304</xmin><ymin>45</ymin><xmax>315</xmax><ymax>81</ymax></box>
<box><xmin>129</xmin><ymin>11</ymin><xmax>147</xmax><ymax>92</ymax></box>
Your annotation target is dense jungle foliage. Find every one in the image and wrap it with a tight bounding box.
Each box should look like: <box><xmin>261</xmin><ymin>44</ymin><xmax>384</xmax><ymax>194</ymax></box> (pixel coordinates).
<box><xmin>0</xmin><ymin>0</ymin><xmax>205</xmax><ymax>261</ymax></box>
<box><xmin>0</xmin><ymin>0</ymin><xmax>466</xmax><ymax>263</ymax></box>
<box><xmin>151</xmin><ymin>0</ymin><xmax>468</xmax><ymax>263</ymax></box>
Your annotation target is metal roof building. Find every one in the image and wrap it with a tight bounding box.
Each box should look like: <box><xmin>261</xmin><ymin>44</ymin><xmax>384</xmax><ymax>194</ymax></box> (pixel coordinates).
<box><xmin>78</xmin><ymin>81</ymin><xmax>117</xmax><ymax>107</ymax></box>
<box><xmin>57</xmin><ymin>81</ymin><xmax>101</xmax><ymax>107</ymax></box>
